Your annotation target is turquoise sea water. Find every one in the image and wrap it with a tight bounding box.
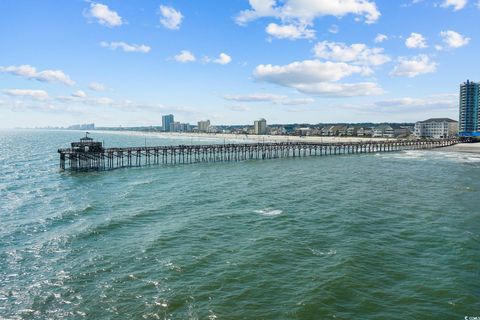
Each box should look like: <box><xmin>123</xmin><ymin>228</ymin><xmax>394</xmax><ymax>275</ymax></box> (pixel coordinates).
<box><xmin>1</xmin><ymin>130</ymin><xmax>479</xmax><ymax>319</ymax></box>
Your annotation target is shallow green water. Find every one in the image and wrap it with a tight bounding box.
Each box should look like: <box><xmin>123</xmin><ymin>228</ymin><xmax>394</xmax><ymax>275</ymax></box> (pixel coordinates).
<box><xmin>1</xmin><ymin>130</ymin><xmax>479</xmax><ymax>319</ymax></box>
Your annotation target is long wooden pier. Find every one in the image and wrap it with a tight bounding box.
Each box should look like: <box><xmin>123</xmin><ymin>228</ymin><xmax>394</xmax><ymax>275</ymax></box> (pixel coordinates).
<box><xmin>58</xmin><ymin>136</ymin><xmax>457</xmax><ymax>172</ymax></box>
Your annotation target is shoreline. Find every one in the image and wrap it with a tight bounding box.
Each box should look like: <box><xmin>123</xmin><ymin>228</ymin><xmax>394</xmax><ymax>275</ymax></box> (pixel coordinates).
<box><xmin>91</xmin><ymin>129</ymin><xmax>392</xmax><ymax>144</ymax></box>
<box><xmin>90</xmin><ymin>130</ymin><xmax>480</xmax><ymax>154</ymax></box>
<box><xmin>434</xmin><ymin>143</ymin><xmax>480</xmax><ymax>154</ymax></box>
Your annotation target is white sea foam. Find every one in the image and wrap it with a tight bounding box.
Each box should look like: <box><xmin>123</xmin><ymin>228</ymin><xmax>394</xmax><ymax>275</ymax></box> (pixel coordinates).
<box><xmin>255</xmin><ymin>208</ymin><xmax>283</xmax><ymax>216</ymax></box>
<box><xmin>310</xmin><ymin>248</ymin><xmax>337</xmax><ymax>256</ymax></box>
<box><xmin>378</xmin><ymin>150</ymin><xmax>480</xmax><ymax>164</ymax></box>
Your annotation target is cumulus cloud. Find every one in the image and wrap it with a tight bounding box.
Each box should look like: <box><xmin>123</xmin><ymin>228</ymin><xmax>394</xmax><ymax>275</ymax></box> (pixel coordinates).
<box><xmin>236</xmin><ymin>0</ymin><xmax>381</xmax><ymax>26</ymax></box>
<box><xmin>174</xmin><ymin>50</ymin><xmax>196</xmax><ymax>63</ymax></box>
<box><xmin>3</xmin><ymin>89</ymin><xmax>49</xmax><ymax>101</ymax></box>
<box><xmin>313</xmin><ymin>41</ymin><xmax>390</xmax><ymax>74</ymax></box>
<box><xmin>253</xmin><ymin>60</ymin><xmax>384</xmax><ymax>97</ymax></box>
<box><xmin>100</xmin><ymin>41</ymin><xmax>151</xmax><ymax>53</ymax></box>
<box><xmin>390</xmin><ymin>55</ymin><xmax>437</xmax><ymax>77</ymax></box>
<box><xmin>85</xmin><ymin>2</ymin><xmax>123</xmax><ymax>27</ymax></box>
<box><xmin>440</xmin><ymin>0</ymin><xmax>467</xmax><ymax>10</ymax></box>
<box><xmin>266</xmin><ymin>23</ymin><xmax>315</xmax><ymax>40</ymax></box>
<box><xmin>374</xmin><ymin>33</ymin><xmax>388</xmax><ymax>43</ymax></box>
<box><xmin>0</xmin><ymin>65</ymin><xmax>75</xmax><ymax>86</ymax></box>
<box><xmin>255</xmin><ymin>60</ymin><xmax>362</xmax><ymax>84</ymax></box>
<box><xmin>158</xmin><ymin>5</ymin><xmax>183</xmax><ymax>30</ymax></box>
<box><xmin>88</xmin><ymin>82</ymin><xmax>106</xmax><ymax>91</ymax></box>
<box><xmin>439</xmin><ymin>30</ymin><xmax>470</xmax><ymax>49</ymax></box>
<box><xmin>72</xmin><ymin>90</ymin><xmax>87</xmax><ymax>98</ymax></box>
<box><xmin>213</xmin><ymin>53</ymin><xmax>232</xmax><ymax>65</ymax></box>
<box><xmin>405</xmin><ymin>32</ymin><xmax>428</xmax><ymax>48</ymax></box>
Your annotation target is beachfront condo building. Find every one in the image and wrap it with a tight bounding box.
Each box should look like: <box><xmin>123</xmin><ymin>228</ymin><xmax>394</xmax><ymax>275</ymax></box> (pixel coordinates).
<box><xmin>459</xmin><ymin>80</ymin><xmax>480</xmax><ymax>137</ymax></box>
<box><xmin>414</xmin><ymin>118</ymin><xmax>458</xmax><ymax>138</ymax></box>
<box><xmin>162</xmin><ymin>114</ymin><xmax>174</xmax><ymax>132</ymax></box>
<box><xmin>198</xmin><ymin>120</ymin><xmax>211</xmax><ymax>133</ymax></box>
<box><xmin>254</xmin><ymin>118</ymin><xmax>267</xmax><ymax>135</ymax></box>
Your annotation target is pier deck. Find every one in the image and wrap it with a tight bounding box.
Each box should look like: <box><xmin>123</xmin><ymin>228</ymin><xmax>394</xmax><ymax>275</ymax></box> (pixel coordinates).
<box><xmin>58</xmin><ymin>138</ymin><xmax>457</xmax><ymax>172</ymax></box>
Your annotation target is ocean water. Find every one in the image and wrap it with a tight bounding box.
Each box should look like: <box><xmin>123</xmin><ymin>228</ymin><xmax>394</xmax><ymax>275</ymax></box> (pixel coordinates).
<box><xmin>1</xmin><ymin>130</ymin><xmax>479</xmax><ymax>320</ymax></box>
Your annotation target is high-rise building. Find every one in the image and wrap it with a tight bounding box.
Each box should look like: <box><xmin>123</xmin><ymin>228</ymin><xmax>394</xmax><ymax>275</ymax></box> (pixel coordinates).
<box><xmin>162</xmin><ymin>114</ymin><xmax>174</xmax><ymax>132</ymax></box>
<box><xmin>459</xmin><ymin>80</ymin><xmax>480</xmax><ymax>137</ymax></box>
<box><xmin>254</xmin><ymin>118</ymin><xmax>267</xmax><ymax>135</ymax></box>
<box><xmin>197</xmin><ymin>120</ymin><xmax>210</xmax><ymax>133</ymax></box>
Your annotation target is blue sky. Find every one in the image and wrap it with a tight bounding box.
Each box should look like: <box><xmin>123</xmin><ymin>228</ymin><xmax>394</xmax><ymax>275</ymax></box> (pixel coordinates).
<box><xmin>0</xmin><ymin>0</ymin><xmax>479</xmax><ymax>128</ymax></box>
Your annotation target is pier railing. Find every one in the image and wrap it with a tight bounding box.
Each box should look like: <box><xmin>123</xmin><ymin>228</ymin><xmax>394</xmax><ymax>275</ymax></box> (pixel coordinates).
<box><xmin>58</xmin><ymin>139</ymin><xmax>457</xmax><ymax>172</ymax></box>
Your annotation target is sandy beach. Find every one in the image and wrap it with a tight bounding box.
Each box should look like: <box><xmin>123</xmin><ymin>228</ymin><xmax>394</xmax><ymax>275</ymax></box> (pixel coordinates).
<box><xmin>93</xmin><ymin>130</ymin><xmax>391</xmax><ymax>144</ymax></box>
<box><xmin>438</xmin><ymin>142</ymin><xmax>480</xmax><ymax>153</ymax></box>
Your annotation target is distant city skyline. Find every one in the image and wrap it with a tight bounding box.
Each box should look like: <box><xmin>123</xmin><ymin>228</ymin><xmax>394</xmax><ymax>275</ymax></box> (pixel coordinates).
<box><xmin>1</xmin><ymin>0</ymin><xmax>479</xmax><ymax>128</ymax></box>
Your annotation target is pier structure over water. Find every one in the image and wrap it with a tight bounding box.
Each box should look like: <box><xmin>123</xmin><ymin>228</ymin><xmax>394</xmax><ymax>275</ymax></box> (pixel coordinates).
<box><xmin>58</xmin><ymin>136</ymin><xmax>457</xmax><ymax>172</ymax></box>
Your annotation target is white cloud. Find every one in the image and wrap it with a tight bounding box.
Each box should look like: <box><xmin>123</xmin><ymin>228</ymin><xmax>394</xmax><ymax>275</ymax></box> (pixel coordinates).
<box><xmin>88</xmin><ymin>82</ymin><xmax>106</xmax><ymax>91</ymax></box>
<box><xmin>100</xmin><ymin>41</ymin><xmax>151</xmax><ymax>53</ymax></box>
<box><xmin>3</xmin><ymin>89</ymin><xmax>49</xmax><ymax>101</ymax></box>
<box><xmin>236</xmin><ymin>0</ymin><xmax>381</xmax><ymax>26</ymax></box>
<box><xmin>255</xmin><ymin>60</ymin><xmax>362</xmax><ymax>85</ymax></box>
<box><xmin>224</xmin><ymin>93</ymin><xmax>287</xmax><ymax>102</ymax></box>
<box><xmin>224</xmin><ymin>93</ymin><xmax>314</xmax><ymax>105</ymax></box>
<box><xmin>374</xmin><ymin>94</ymin><xmax>457</xmax><ymax>109</ymax></box>
<box><xmin>213</xmin><ymin>53</ymin><xmax>232</xmax><ymax>65</ymax></box>
<box><xmin>96</xmin><ymin>97</ymin><xmax>114</xmax><ymax>105</ymax></box>
<box><xmin>253</xmin><ymin>60</ymin><xmax>384</xmax><ymax>97</ymax></box>
<box><xmin>292</xmin><ymin>82</ymin><xmax>385</xmax><ymax>97</ymax></box>
<box><xmin>440</xmin><ymin>30</ymin><xmax>470</xmax><ymax>48</ymax></box>
<box><xmin>228</xmin><ymin>105</ymin><xmax>252</xmax><ymax>112</ymax></box>
<box><xmin>72</xmin><ymin>90</ymin><xmax>87</xmax><ymax>98</ymax></box>
<box><xmin>281</xmin><ymin>98</ymin><xmax>315</xmax><ymax>105</ymax></box>
<box><xmin>0</xmin><ymin>65</ymin><xmax>75</xmax><ymax>86</ymax></box>
<box><xmin>174</xmin><ymin>50</ymin><xmax>196</xmax><ymax>63</ymax></box>
<box><xmin>405</xmin><ymin>32</ymin><xmax>427</xmax><ymax>48</ymax></box>
<box><xmin>390</xmin><ymin>55</ymin><xmax>437</xmax><ymax>77</ymax></box>
<box><xmin>342</xmin><ymin>93</ymin><xmax>458</xmax><ymax>119</ymax></box>
<box><xmin>158</xmin><ymin>5</ymin><xmax>183</xmax><ymax>30</ymax></box>
<box><xmin>266</xmin><ymin>23</ymin><xmax>315</xmax><ymax>40</ymax></box>
<box><xmin>85</xmin><ymin>2</ymin><xmax>123</xmax><ymax>27</ymax></box>
<box><xmin>374</xmin><ymin>33</ymin><xmax>388</xmax><ymax>43</ymax></box>
<box><xmin>440</xmin><ymin>0</ymin><xmax>467</xmax><ymax>11</ymax></box>
<box><xmin>313</xmin><ymin>41</ymin><xmax>390</xmax><ymax>71</ymax></box>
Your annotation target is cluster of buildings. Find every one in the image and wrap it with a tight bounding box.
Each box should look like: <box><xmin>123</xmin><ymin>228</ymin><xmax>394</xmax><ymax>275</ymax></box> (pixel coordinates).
<box><xmin>159</xmin><ymin>113</ymin><xmax>458</xmax><ymax>139</ymax></box>
<box><xmin>286</xmin><ymin>124</ymin><xmax>413</xmax><ymax>138</ymax></box>
<box><xmin>161</xmin><ymin>114</ymin><xmax>267</xmax><ymax>134</ymax></box>
<box><xmin>161</xmin><ymin>114</ymin><xmax>193</xmax><ymax>133</ymax></box>
<box><xmin>156</xmin><ymin>80</ymin><xmax>479</xmax><ymax>140</ymax></box>
<box><xmin>413</xmin><ymin>80</ymin><xmax>479</xmax><ymax>140</ymax></box>
<box><xmin>162</xmin><ymin>114</ymin><xmax>218</xmax><ymax>133</ymax></box>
